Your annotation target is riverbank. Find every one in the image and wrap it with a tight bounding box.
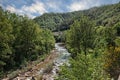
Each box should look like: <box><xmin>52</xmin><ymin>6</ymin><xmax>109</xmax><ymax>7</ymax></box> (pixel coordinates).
<box><xmin>2</xmin><ymin>49</ymin><xmax>58</xmax><ymax>80</ymax></box>
<box><xmin>41</xmin><ymin>43</ymin><xmax>70</xmax><ymax>80</ymax></box>
<box><xmin>2</xmin><ymin>43</ymin><xmax>70</xmax><ymax>80</ymax></box>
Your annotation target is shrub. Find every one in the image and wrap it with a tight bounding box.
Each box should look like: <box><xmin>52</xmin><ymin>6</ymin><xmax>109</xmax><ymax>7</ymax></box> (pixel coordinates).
<box><xmin>57</xmin><ymin>53</ymin><xmax>110</xmax><ymax>80</ymax></box>
<box><xmin>104</xmin><ymin>46</ymin><xmax>120</xmax><ymax>79</ymax></box>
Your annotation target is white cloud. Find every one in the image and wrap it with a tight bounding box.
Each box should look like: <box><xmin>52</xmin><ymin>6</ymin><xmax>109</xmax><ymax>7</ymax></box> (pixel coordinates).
<box><xmin>22</xmin><ymin>1</ymin><xmax>47</xmax><ymax>14</ymax></box>
<box><xmin>46</xmin><ymin>1</ymin><xmax>63</xmax><ymax>12</ymax></box>
<box><xmin>112</xmin><ymin>0</ymin><xmax>120</xmax><ymax>3</ymax></box>
<box><xmin>6</xmin><ymin>5</ymin><xmax>23</xmax><ymax>15</ymax></box>
<box><xmin>6</xmin><ymin>5</ymin><xmax>35</xmax><ymax>18</ymax></box>
<box><xmin>5</xmin><ymin>0</ymin><xmax>107</xmax><ymax>18</ymax></box>
<box><xmin>5</xmin><ymin>1</ymin><xmax>47</xmax><ymax>18</ymax></box>
<box><xmin>6</xmin><ymin>5</ymin><xmax>17</xmax><ymax>13</ymax></box>
<box><xmin>25</xmin><ymin>13</ymin><xmax>36</xmax><ymax>18</ymax></box>
<box><xmin>68</xmin><ymin>0</ymin><xmax>100</xmax><ymax>11</ymax></box>
<box><xmin>46</xmin><ymin>2</ymin><xmax>58</xmax><ymax>9</ymax></box>
<box><xmin>0</xmin><ymin>3</ymin><xmax>3</xmax><ymax>7</ymax></box>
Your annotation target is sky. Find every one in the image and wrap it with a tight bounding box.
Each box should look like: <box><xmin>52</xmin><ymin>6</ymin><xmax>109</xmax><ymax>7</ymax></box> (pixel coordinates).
<box><xmin>0</xmin><ymin>0</ymin><xmax>120</xmax><ymax>18</ymax></box>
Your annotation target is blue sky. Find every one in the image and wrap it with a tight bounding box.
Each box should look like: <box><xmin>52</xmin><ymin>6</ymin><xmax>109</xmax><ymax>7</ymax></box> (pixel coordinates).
<box><xmin>0</xmin><ymin>0</ymin><xmax>120</xmax><ymax>18</ymax></box>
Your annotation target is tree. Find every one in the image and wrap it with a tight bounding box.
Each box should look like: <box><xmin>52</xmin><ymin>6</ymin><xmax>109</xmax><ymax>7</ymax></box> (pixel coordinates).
<box><xmin>57</xmin><ymin>54</ymin><xmax>110</xmax><ymax>80</ymax></box>
<box><xmin>114</xmin><ymin>22</ymin><xmax>120</xmax><ymax>36</ymax></box>
<box><xmin>66</xmin><ymin>16</ymin><xmax>95</xmax><ymax>57</ymax></box>
<box><xmin>0</xmin><ymin>8</ymin><xmax>14</xmax><ymax>71</ymax></box>
<box><xmin>0</xmin><ymin>7</ymin><xmax>55</xmax><ymax>78</ymax></box>
<box><xmin>104</xmin><ymin>46</ymin><xmax>120</xmax><ymax>80</ymax></box>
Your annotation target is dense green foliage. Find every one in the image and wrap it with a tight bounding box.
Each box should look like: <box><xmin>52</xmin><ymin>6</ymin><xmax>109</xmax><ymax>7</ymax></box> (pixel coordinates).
<box><xmin>57</xmin><ymin>54</ymin><xmax>110</xmax><ymax>80</ymax></box>
<box><xmin>1</xmin><ymin>2</ymin><xmax>120</xmax><ymax>80</ymax></box>
<box><xmin>65</xmin><ymin>17</ymin><xmax>95</xmax><ymax>57</ymax></box>
<box><xmin>34</xmin><ymin>2</ymin><xmax>120</xmax><ymax>31</ymax></box>
<box><xmin>34</xmin><ymin>13</ymin><xmax>73</xmax><ymax>31</ymax></box>
<box><xmin>56</xmin><ymin>16</ymin><xmax>120</xmax><ymax>80</ymax></box>
<box><xmin>0</xmin><ymin>7</ymin><xmax>55</xmax><ymax>78</ymax></box>
<box><xmin>104</xmin><ymin>46</ymin><xmax>120</xmax><ymax>80</ymax></box>
<box><xmin>103</xmin><ymin>22</ymin><xmax>120</xmax><ymax>80</ymax></box>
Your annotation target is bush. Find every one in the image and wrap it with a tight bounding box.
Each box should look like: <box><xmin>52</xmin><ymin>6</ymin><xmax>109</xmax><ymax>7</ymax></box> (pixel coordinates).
<box><xmin>104</xmin><ymin>46</ymin><xmax>120</xmax><ymax>79</ymax></box>
<box><xmin>57</xmin><ymin>53</ymin><xmax>110</xmax><ymax>80</ymax></box>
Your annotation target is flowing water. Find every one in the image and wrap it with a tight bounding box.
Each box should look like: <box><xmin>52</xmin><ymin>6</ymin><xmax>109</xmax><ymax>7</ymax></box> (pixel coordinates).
<box><xmin>42</xmin><ymin>43</ymin><xmax>71</xmax><ymax>80</ymax></box>
<box><xmin>3</xmin><ymin>43</ymin><xmax>70</xmax><ymax>80</ymax></box>
<box><xmin>54</xmin><ymin>43</ymin><xmax>70</xmax><ymax>67</ymax></box>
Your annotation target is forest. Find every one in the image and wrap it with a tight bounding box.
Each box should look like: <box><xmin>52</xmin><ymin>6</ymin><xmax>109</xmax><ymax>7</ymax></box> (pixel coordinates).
<box><xmin>56</xmin><ymin>16</ymin><xmax>120</xmax><ymax>80</ymax></box>
<box><xmin>0</xmin><ymin>1</ymin><xmax>120</xmax><ymax>80</ymax></box>
<box><xmin>34</xmin><ymin>2</ymin><xmax>120</xmax><ymax>80</ymax></box>
<box><xmin>34</xmin><ymin>2</ymin><xmax>120</xmax><ymax>31</ymax></box>
<box><xmin>0</xmin><ymin>7</ymin><xmax>55</xmax><ymax>79</ymax></box>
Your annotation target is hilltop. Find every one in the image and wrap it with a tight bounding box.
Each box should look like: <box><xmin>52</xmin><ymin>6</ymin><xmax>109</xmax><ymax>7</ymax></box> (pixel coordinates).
<box><xmin>34</xmin><ymin>2</ymin><xmax>120</xmax><ymax>31</ymax></box>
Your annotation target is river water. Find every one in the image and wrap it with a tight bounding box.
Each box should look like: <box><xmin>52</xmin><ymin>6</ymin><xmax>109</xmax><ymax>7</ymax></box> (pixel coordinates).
<box><xmin>54</xmin><ymin>43</ymin><xmax>70</xmax><ymax>67</ymax></box>
<box><xmin>42</xmin><ymin>43</ymin><xmax>71</xmax><ymax>80</ymax></box>
<box><xmin>4</xmin><ymin>43</ymin><xmax>70</xmax><ymax>80</ymax></box>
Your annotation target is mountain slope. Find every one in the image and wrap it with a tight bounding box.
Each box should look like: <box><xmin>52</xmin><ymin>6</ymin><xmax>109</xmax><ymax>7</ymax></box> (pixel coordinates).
<box><xmin>34</xmin><ymin>2</ymin><xmax>120</xmax><ymax>31</ymax></box>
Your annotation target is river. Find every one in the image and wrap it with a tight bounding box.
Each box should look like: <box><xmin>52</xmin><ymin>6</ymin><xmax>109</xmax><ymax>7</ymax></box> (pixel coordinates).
<box><xmin>5</xmin><ymin>43</ymin><xmax>70</xmax><ymax>80</ymax></box>
<box><xmin>42</xmin><ymin>43</ymin><xmax>71</xmax><ymax>80</ymax></box>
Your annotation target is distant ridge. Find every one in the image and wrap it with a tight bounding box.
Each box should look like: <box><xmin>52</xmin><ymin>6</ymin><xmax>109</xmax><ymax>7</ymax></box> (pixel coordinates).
<box><xmin>34</xmin><ymin>2</ymin><xmax>120</xmax><ymax>31</ymax></box>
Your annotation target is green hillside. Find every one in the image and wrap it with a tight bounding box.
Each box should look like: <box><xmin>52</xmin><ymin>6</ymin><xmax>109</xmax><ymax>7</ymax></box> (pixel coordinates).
<box><xmin>1</xmin><ymin>1</ymin><xmax>120</xmax><ymax>80</ymax></box>
<box><xmin>34</xmin><ymin>2</ymin><xmax>120</xmax><ymax>31</ymax></box>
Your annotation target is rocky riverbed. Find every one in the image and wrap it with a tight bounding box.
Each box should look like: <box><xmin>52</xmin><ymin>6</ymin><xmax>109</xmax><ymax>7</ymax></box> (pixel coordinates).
<box><xmin>3</xmin><ymin>43</ymin><xmax>70</xmax><ymax>80</ymax></box>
